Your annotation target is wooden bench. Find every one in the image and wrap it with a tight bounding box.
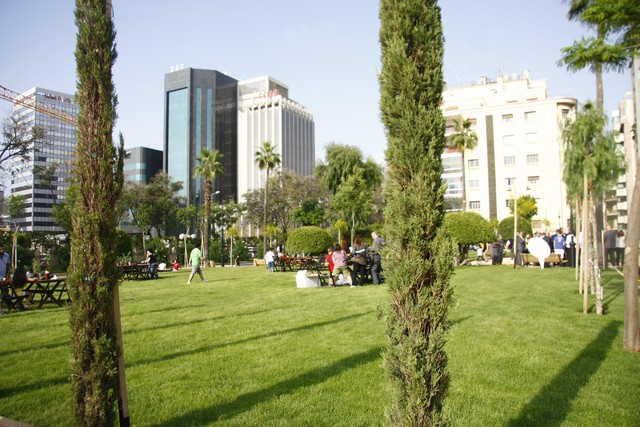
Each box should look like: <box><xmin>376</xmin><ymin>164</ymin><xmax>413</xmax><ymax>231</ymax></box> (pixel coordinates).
<box><xmin>522</xmin><ymin>253</ymin><xmax>565</xmax><ymax>266</ymax></box>
<box><xmin>1</xmin><ymin>282</ymin><xmax>26</xmax><ymax>312</ymax></box>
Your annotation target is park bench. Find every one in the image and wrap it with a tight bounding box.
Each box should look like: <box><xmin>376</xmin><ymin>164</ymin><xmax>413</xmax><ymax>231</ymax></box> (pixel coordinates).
<box><xmin>522</xmin><ymin>253</ymin><xmax>565</xmax><ymax>266</ymax></box>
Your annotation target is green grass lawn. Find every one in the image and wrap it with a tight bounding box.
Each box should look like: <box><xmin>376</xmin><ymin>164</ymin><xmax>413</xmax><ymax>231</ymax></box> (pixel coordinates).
<box><xmin>1</xmin><ymin>265</ymin><xmax>638</xmax><ymax>426</ymax></box>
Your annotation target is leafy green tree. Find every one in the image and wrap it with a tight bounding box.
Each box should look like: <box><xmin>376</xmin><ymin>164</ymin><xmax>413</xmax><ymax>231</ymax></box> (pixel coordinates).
<box><xmin>68</xmin><ymin>0</ymin><xmax>124</xmax><ymax>424</ymax></box>
<box><xmin>562</xmin><ymin>102</ymin><xmax>625</xmax><ymax>315</ymax></box>
<box><xmin>119</xmin><ymin>172</ymin><xmax>183</xmax><ymax>253</ymax></box>
<box><xmin>379</xmin><ymin>0</ymin><xmax>456</xmax><ymax>424</ymax></box>
<box><xmin>0</xmin><ymin>115</ymin><xmax>47</xmax><ymax>180</ymax></box>
<box><xmin>193</xmin><ymin>148</ymin><xmax>224</xmax><ymax>263</ymax></box>
<box><xmin>497</xmin><ymin>216</ymin><xmax>533</xmax><ymax>239</ymax></box>
<box><xmin>444</xmin><ymin>212</ymin><xmax>495</xmax><ymax>263</ymax></box>
<box><xmin>5</xmin><ymin>194</ymin><xmax>27</xmax><ymax>269</ymax></box>
<box><xmin>315</xmin><ymin>143</ymin><xmax>383</xmax><ymax>196</ymax></box>
<box><xmin>286</xmin><ymin>226</ymin><xmax>333</xmax><ymax>255</ymax></box>
<box><xmin>559</xmin><ymin>0</ymin><xmax>633</xmax><ymax>110</ymax></box>
<box><xmin>292</xmin><ymin>199</ymin><xmax>325</xmax><ymax>226</ymax></box>
<box><xmin>255</xmin><ymin>141</ymin><xmax>281</xmax><ymax>256</ymax></box>
<box><xmin>446</xmin><ymin>117</ymin><xmax>478</xmax><ymax>211</ymax></box>
<box><xmin>509</xmin><ymin>194</ymin><xmax>538</xmax><ymax>220</ymax></box>
<box><xmin>330</xmin><ymin>174</ymin><xmax>373</xmax><ymax>245</ymax></box>
<box><xmin>242</xmin><ymin>171</ymin><xmax>328</xmax><ymax>238</ymax></box>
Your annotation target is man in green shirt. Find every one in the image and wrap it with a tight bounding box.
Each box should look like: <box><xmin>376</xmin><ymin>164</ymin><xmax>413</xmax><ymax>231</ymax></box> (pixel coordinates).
<box><xmin>187</xmin><ymin>246</ymin><xmax>208</xmax><ymax>284</ymax></box>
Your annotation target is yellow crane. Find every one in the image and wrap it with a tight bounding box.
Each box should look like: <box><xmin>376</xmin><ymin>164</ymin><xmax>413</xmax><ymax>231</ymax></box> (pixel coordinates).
<box><xmin>0</xmin><ymin>84</ymin><xmax>78</xmax><ymax>125</ymax></box>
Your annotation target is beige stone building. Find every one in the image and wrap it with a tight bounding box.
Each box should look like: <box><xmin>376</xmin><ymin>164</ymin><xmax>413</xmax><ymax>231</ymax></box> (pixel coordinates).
<box><xmin>442</xmin><ymin>70</ymin><xmax>576</xmax><ymax>232</ymax></box>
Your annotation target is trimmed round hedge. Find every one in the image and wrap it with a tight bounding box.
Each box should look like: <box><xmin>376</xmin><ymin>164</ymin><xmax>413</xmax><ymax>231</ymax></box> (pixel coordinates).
<box><xmin>286</xmin><ymin>226</ymin><xmax>333</xmax><ymax>255</ymax></box>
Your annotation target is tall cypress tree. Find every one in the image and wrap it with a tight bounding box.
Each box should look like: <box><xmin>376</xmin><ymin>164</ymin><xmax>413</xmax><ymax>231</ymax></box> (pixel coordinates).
<box><xmin>379</xmin><ymin>1</ymin><xmax>455</xmax><ymax>425</ymax></box>
<box><xmin>70</xmin><ymin>0</ymin><xmax>124</xmax><ymax>424</ymax></box>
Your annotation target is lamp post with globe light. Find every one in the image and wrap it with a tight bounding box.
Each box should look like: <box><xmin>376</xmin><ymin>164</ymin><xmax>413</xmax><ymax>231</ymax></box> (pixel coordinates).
<box><xmin>178</xmin><ymin>232</ymin><xmax>197</xmax><ymax>267</ymax></box>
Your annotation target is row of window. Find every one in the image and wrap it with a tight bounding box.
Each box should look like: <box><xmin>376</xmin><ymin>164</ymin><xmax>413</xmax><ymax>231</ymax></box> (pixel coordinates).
<box><xmin>502</xmin><ymin>111</ymin><xmax>537</xmax><ymax>124</ymax></box>
<box><xmin>467</xmin><ymin>176</ymin><xmax>540</xmax><ymax>189</ymax></box>
<box><xmin>468</xmin><ymin>154</ymin><xmax>539</xmax><ymax>168</ymax></box>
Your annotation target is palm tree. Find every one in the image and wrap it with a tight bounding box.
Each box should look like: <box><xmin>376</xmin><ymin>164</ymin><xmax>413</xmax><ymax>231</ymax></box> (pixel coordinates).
<box><xmin>446</xmin><ymin>116</ymin><xmax>478</xmax><ymax>211</ymax></box>
<box><xmin>255</xmin><ymin>141</ymin><xmax>281</xmax><ymax>255</ymax></box>
<box><xmin>193</xmin><ymin>148</ymin><xmax>224</xmax><ymax>263</ymax></box>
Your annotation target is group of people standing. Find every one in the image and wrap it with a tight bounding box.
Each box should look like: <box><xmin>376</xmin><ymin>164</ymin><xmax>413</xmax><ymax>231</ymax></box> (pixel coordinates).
<box><xmin>604</xmin><ymin>226</ymin><xmax>626</xmax><ymax>268</ymax></box>
<box><xmin>326</xmin><ymin>231</ymin><xmax>385</xmax><ymax>287</ymax></box>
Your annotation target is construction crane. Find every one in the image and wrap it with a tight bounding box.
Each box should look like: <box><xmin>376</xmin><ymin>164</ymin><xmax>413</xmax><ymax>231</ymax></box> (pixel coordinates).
<box><xmin>0</xmin><ymin>84</ymin><xmax>78</xmax><ymax>125</ymax></box>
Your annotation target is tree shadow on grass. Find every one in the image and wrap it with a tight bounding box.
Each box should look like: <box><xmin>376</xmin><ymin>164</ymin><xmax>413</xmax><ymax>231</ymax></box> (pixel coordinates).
<box><xmin>507</xmin><ymin>321</ymin><xmax>621</xmax><ymax>427</ymax></box>
<box><xmin>128</xmin><ymin>311</ymin><xmax>372</xmax><ymax>368</ymax></box>
<box><xmin>149</xmin><ymin>346</ymin><xmax>383</xmax><ymax>427</ymax></box>
<box><xmin>124</xmin><ymin>308</ymin><xmax>278</xmax><ymax>335</ymax></box>
<box><xmin>0</xmin><ymin>375</ymin><xmax>69</xmax><ymax>398</ymax></box>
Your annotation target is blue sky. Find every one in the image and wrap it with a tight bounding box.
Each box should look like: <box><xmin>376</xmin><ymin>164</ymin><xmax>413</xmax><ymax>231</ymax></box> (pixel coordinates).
<box><xmin>0</xmin><ymin>0</ymin><xmax>632</xmax><ymax>165</ymax></box>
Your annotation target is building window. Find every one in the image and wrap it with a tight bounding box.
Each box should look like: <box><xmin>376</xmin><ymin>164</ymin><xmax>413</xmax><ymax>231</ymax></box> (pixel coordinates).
<box><xmin>469</xmin><ymin>201</ymin><xmax>480</xmax><ymax>210</ymax></box>
<box><xmin>503</xmin><ymin>135</ymin><xmax>515</xmax><ymax>145</ymax></box>
<box><xmin>504</xmin><ymin>156</ymin><xmax>516</xmax><ymax>165</ymax></box>
<box><xmin>527</xmin><ymin>154</ymin><xmax>539</xmax><ymax>164</ymax></box>
<box><xmin>505</xmin><ymin>177</ymin><xmax>516</xmax><ymax>186</ymax></box>
<box><xmin>468</xmin><ymin>179</ymin><xmax>480</xmax><ymax>189</ymax></box>
<box><xmin>468</xmin><ymin>158</ymin><xmax>479</xmax><ymax>168</ymax></box>
<box><xmin>528</xmin><ymin>176</ymin><xmax>539</xmax><ymax>185</ymax></box>
<box><xmin>524</xmin><ymin>111</ymin><xmax>537</xmax><ymax>121</ymax></box>
<box><xmin>506</xmin><ymin>199</ymin><xmax>513</xmax><ymax>208</ymax></box>
<box><xmin>502</xmin><ymin>114</ymin><xmax>513</xmax><ymax>124</ymax></box>
<box><xmin>525</xmin><ymin>132</ymin><xmax>538</xmax><ymax>143</ymax></box>
<box><xmin>561</xmin><ymin>108</ymin><xmax>570</xmax><ymax>118</ymax></box>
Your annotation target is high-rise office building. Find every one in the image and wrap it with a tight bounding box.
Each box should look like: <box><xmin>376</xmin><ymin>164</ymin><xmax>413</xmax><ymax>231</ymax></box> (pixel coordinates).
<box><xmin>164</xmin><ymin>67</ymin><xmax>238</xmax><ymax>206</ymax></box>
<box><xmin>237</xmin><ymin>76</ymin><xmax>314</xmax><ymax>198</ymax></box>
<box><xmin>124</xmin><ymin>146</ymin><xmax>163</xmax><ymax>184</ymax></box>
<box><xmin>164</xmin><ymin>68</ymin><xmax>315</xmax><ymax>207</ymax></box>
<box><xmin>10</xmin><ymin>87</ymin><xmax>78</xmax><ymax>232</ymax></box>
<box><xmin>442</xmin><ymin>71</ymin><xmax>576</xmax><ymax>231</ymax></box>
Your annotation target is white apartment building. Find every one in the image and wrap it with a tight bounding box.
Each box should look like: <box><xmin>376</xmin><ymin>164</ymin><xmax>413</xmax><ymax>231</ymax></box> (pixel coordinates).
<box><xmin>236</xmin><ymin>76</ymin><xmax>315</xmax><ymax>199</ymax></box>
<box><xmin>10</xmin><ymin>87</ymin><xmax>78</xmax><ymax>232</ymax></box>
<box><xmin>442</xmin><ymin>71</ymin><xmax>576</xmax><ymax>231</ymax></box>
<box><xmin>609</xmin><ymin>92</ymin><xmax>637</xmax><ymax>229</ymax></box>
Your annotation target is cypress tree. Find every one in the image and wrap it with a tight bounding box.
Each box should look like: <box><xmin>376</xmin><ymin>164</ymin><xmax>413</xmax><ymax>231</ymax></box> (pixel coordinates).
<box><xmin>379</xmin><ymin>1</ymin><xmax>455</xmax><ymax>425</ymax></box>
<box><xmin>69</xmin><ymin>0</ymin><xmax>124</xmax><ymax>424</ymax></box>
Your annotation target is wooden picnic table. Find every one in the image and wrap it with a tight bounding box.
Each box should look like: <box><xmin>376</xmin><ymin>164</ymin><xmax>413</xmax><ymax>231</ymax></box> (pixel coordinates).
<box><xmin>119</xmin><ymin>264</ymin><xmax>151</xmax><ymax>280</ymax></box>
<box><xmin>23</xmin><ymin>278</ymin><xmax>69</xmax><ymax>309</ymax></box>
<box><xmin>276</xmin><ymin>256</ymin><xmax>315</xmax><ymax>271</ymax></box>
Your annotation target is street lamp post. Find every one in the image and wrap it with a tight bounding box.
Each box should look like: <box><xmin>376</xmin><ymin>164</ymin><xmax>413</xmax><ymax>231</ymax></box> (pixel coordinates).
<box><xmin>179</xmin><ymin>232</ymin><xmax>197</xmax><ymax>267</ymax></box>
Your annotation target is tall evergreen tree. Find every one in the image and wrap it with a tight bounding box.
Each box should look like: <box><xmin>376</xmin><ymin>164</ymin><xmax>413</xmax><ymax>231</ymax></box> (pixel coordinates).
<box><xmin>379</xmin><ymin>1</ymin><xmax>455</xmax><ymax>425</ymax></box>
<box><xmin>69</xmin><ymin>0</ymin><xmax>125</xmax><ymax>424</ymax></box>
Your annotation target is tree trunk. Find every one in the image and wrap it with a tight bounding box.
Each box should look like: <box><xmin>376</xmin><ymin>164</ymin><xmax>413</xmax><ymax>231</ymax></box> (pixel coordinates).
<box><xmin>623</xmin><ymin>161</ymin><xmax>640</xmax><ymax>351</ymax></box>
<box><xmin>262</xmin><ymin>169</ymin><xmax>270</xmax><ymax>256</ymax></box>
<box><xmin>461</xmin><ymin>151</ymin><xmax>466</xmax><ymax>211</ymax></box>
<box><xmin>575</xmin><ymin>199</ymin><xmax>581</xmax><ymax>283</ymax></box>
<box><xmin>582</xmin><ymin>173</ymin><xmax>589</xmax><ymax>313</ymax></box>
<box><xmin>202</xmin><ymin>180</ymin><xmax>211</xmax><ymax>262</ymax></box>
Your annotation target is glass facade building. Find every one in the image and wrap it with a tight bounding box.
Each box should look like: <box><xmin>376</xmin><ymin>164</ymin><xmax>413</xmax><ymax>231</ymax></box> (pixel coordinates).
<box><xmin>164</xmin><ymin>68</ymin><xmax>238</xmax><ymax>205</ymax></box>
<box><xmin>10</xmin><ymin>87</ymin><xmax>78</xmax><ymax>232</ymax></box>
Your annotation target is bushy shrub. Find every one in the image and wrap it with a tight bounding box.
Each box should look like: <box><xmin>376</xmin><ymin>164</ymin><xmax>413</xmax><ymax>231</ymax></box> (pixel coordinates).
<box><xmin>444</xmin><ymin>212</ymin><xmax>495</xmax><ymax>245</ymax></box>
<box><xmin>286</xmin><ymin>226</ymin><xmax>333</xmax><ymax>255</ymax></box>
<box><xmin>444</xmin><ymin>212</ymin><xmax>495</xmax><ymax>263</ymax></box>
<box><xmin>498</xmin><ymin>216</ymin><xmax>533</xmax><ymax>239</ymax></box>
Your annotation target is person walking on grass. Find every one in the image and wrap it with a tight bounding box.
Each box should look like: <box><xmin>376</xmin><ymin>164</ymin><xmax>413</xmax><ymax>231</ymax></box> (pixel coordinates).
<box><xmin>187</xmin><ymin>246</ymin><xmax>208</xmax><ymax>285</ymax></box>
<box><xmin>265</xmin><ymin>247</ymin><xmax>276</xmax><ymax>272</ymax></box>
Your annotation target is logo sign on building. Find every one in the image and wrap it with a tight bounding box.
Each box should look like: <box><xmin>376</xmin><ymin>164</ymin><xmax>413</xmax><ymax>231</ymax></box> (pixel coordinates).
<box><xmin>169</xmin><ymin>64</ymin><xmax>185</xmax><ymax>73</ymax></box>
